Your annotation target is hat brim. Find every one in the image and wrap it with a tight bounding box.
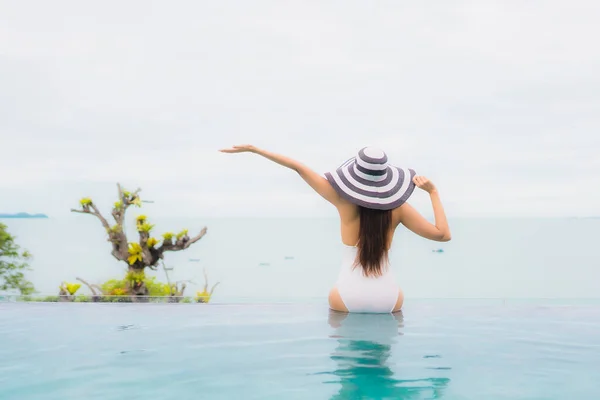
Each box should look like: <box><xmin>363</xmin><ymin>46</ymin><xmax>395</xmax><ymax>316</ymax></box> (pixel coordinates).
<box><xmin>325</xmin><ymin>158</ymin><xmax>416</xmax><ymax>211</ymax></box>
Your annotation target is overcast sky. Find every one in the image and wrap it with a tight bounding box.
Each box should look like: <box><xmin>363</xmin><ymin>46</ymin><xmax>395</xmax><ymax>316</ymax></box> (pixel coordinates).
<box><xmin>1</xmin><ymin>1</ymin><xmax>599</xmax><ymax>218</ymax></box>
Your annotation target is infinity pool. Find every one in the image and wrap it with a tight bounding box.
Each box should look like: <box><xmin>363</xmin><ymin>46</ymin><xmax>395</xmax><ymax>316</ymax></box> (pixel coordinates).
<box><xmin>1</xmin><ymin>301</ymin><xmax>599</xmax><ymax>399</ymax></box>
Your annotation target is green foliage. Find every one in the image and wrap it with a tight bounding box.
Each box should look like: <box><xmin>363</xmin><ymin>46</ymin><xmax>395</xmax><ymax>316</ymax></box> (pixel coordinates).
<box><xmin>74</xmin><ymin>295</ymin><xmax>91</xmax><ymax>302</ymax></box>
<box><xmin>145</xmin><ymin>276</ymin><xmax>172</xmax><ymax>296</ymax></box>
<box><xmin>180</xmin><ymin>297</ymin><xmax>193</xmax><ymax>304</ymax></box>
<box><xmin>101</xmin><ymin>278</ymin><xmax>127</xmax><ymax>295</ymax></box>
<box><xmin>42</xmin><ymin>295</ymin><xmax>59</xmax><ymax>302</ymax></box>
<box><xmin>138</xmin><ymin>222</ymin><xmax>155</xmax><ymax>233</ymax></box>
<box><xmin>131</xmin><ymin>196</ymin><xmax>142</xmax><ymax>207</ymax></box>
<box><xmin>79</xmin><ymin>197</ymin><xmax>93</xmax><ymax>206</ymax></box>
<box><xmin>99</xmin><ymin>272</ymin><xmax>171</xmax><ymax>297</ymax></box>
<box><xmin>0</xmin><ymin>223</ymin><xmax>36</xmax><ymax>295</ymax></box>
<box><xmin>176</xmin><ymin>229</ymin><xmax>188</xmax><ymax>239</ymax></box>
<box><xmin>162</xmin><ymin>232</ymin><xmax>175</xmax><ymax>241</ymax></box>
<box><xmin>108</xmin><ymin>224</ymin><xmax>122</xmax><ymax>234</ymax></box>
<box><xmin>126</xmin><ymin>270</ymin><xmax>145</xmax><ymax>286</ymax></box>
<box><xmin>135</xmin><ymin>215</ymin><xmax>153</xmax><ymax>233</ymax></box>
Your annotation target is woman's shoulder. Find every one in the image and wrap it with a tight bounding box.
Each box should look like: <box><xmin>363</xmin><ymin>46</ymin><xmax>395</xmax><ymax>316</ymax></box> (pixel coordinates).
<box><xmin>337</xmin><ymin>201</ymin><xmax>360</xmax><ymax>218</ymax></box>
<box><xmin>392</xmin><ymin>202</ymin><xmax>412</xmax><ymax>223</ymax></box>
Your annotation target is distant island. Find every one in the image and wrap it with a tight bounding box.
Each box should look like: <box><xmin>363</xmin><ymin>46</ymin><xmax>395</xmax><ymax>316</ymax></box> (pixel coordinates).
<box><xmin>0</xmin><ymin>212</ymin><xmax>49</xmax><ymax>219</ymax></box>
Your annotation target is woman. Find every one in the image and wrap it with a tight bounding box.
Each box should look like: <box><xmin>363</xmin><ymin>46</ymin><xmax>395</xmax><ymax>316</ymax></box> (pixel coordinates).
<box><xmin>220</xmin><ymin>145</ymin><xmax>451</xmax><ymax>313</ymax></box>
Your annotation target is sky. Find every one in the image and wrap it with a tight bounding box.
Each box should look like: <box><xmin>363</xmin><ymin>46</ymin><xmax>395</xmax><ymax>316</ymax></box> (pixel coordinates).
<box><xmin>1</xmin><ymin>0</ymin><xmax>599</xmax><ymax>218</ymax></box>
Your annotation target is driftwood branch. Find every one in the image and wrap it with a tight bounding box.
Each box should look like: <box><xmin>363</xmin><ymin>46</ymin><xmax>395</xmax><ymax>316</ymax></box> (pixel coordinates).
<box><xmin>72</xmin><ymin>183</ymin><xmax>208</xmax><ymax>276</ymax></box>
<box><xmin>114</xmin><ymin>183</ymin><xmax>142</xmax><ymax>226</ymax></box>
<box><xmin>69</xmin><ymin>205</ymin><xmax>110</xmax><ymax>231</ymax></box>
<box><xmin>157</xmin><ymin>227</ymin><xmax>208</xmax><ymax>258</ymax></box>
<box><xmin>210</xmin><ymin>281</ymin><xmax>220</xmax><ymax>295</ymax></box>
<box><xmin>161</xmin><ymin>261</ymin><xmax>173</xmax><ymax>294</ymax></box>
<box><xmin>90</xmin><ymin>204</ymin><xmax>110</xmax><ymax>231</ymax></box>
<box><xmin>76</xmin><ymin>277</ymin><xmax>103</xmax><ymax>296</ymax></box>
<box><xmin>177</xmin><ymin>282</ymin><xmax>187</xmax><ymax>297</ymax></box>
<box><xmin>71</xmin><ymin>209</ymin><xmax>91</xmax><ymax>215</ymax></box>
<box><xmin>75</xmin><ymin>277</ymin><xmax>104</xmax><ymax>302</ymax></box>
<box><xmin>71</xmin><ymin>201</ymin><xmax>128</xmax><ymax>262</ymax></box>
<box><xmin>58</xmin><ymin>281</ymin><xmax>73</xmax><ymax>302</ymax></box>
<box><xmin>203</xmin><ymin>268</ymin><xmax>220</xmax><ymax>295</ymax></box>
<box><xmin>138</xmin><ymin>231</ymin><xmax>153</xmax><ymax>265</ymax></box>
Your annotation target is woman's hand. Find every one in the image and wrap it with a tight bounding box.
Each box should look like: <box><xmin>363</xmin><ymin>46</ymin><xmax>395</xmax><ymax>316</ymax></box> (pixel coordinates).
<box><xmin>413</xmin><ymin>175</ymin><xmax>437</xmax><ymax>193</ymax></box>
<box><xmin>219</xmin><ymin>144</ymin><xmax>257</xmax><ymax>153</ymax></box>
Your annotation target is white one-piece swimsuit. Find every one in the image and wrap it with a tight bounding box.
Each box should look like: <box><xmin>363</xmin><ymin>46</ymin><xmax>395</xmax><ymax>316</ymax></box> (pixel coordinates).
<box><xmin>335</xmin><ymin>244</ymin><xmax>400</xmax><ymax>313</ymax></box>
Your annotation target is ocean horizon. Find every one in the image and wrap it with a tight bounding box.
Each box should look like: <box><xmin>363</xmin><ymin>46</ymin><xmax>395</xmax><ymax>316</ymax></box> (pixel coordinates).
<box><xmin>2</xmin><ymin>216</ymin><xmax>598</xmax><ymax>301</ymax></box>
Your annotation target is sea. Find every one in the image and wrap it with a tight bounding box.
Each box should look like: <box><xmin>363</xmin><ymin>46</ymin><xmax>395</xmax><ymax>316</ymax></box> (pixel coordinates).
<box><xmin>2</xmin><ymin>216</ymin><xmax>598</xmax><ymax>301</ymax></box>
<box><xmin>2</xmin><ymin>217</ymin><xmax>600</xmax><ymax>399</ymax></box>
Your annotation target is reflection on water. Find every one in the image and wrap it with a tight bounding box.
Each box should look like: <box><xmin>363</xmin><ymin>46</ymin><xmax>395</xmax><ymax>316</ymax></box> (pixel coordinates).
<box><xmin>322</xmin><ymin>311</ymin><xmax>451</xmax><ymax>400</ymax></box>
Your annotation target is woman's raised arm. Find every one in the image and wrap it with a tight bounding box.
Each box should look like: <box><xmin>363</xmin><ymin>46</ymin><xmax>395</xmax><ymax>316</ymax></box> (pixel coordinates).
<box><xmin>219</xmin><ymin>145</ymin><xmax>343</xmax><ymax>206</ymax></box>
<box><xmin>395</xmin><ymin>176</ymin><xmax>451</xmax><ymax>242</ymax></box>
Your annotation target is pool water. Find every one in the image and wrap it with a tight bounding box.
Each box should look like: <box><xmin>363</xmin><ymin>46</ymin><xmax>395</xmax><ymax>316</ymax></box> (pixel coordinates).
<box><xmin>1</xmin><ymin>301</ymin><xmax>599</xmax><ymax>399</ymax></box>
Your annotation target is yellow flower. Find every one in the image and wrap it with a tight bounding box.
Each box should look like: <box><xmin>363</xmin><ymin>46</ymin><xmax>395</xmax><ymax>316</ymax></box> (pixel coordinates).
<box><xmin>147</xmin><ymin>237</ymin><xmax>159</xmax><ymax>248</ymax></box>
<box><xmin>79</xmin><ymin>197</ymin><xmax>92</xmax><ymax>206</ymax></box>
<box><xmin>127</xmin><ymin>242</ymin><xmax>143</xmax><ymax>265</ymax></box>
<box><xmin>109</xmin><ymin>224</ymin><xmax>122</xmax><ymax>233</ymax></box>
<box><xmin>176</xmin><ymin>229</ymin><xmax>188</xmax><ymax>239</ymax></box>
<box><xmin>162</xmin><ymin>232</ymin><xmax>174</xmax><ymax>240</ymax></box>
<box><xmin>196</xmin><ymin>290</ymin><xmax>211</xmax><ymax>303</ymax></box>
<box><xmin>114</xmin><ymin>200</ymin><xmax>123</xmax><ymax>209</ymax></box>
<box><xmin>138</xmin><ymin>222</ymin><xmax>155</xmax><ymax>233</ymax></box>
<box><xmin>65</xmin><ymin>283</ymin><xmax>81</xmax><ymax>295</ymax></box>
<box><xmin>132</xmin><ymin>196</ymin><xmax>142</xmax><ymax>207</ymax></box>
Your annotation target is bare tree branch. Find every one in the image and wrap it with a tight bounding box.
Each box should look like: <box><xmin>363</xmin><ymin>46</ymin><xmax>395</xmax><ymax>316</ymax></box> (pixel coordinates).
<box><xmin>70</xmin><ymin>209</ymin><xmax>92</xmax><ymax>215</ymax></box>
<box><xmin>91</xmin><ymin>284</ymin><xmax>104</xmax><ymax>293</ymax></box>
<box><xmin>70</xmin><ymin>204</ymin><xmax>110</xmax><ymax>231</ymax></box>
<box><xmin>210</xmin><ymin>282</ymin><xmax>220</xmax><ymax>296</ymax></box>
<box><xmin>201</xmin><ymin>268</ymin><xmax>220</xmax><ymax>295</ymax></box>
<box><xmin>114</xmin><ymin>183</ymin><xmax>142</xmax><ymax>226</ymax></box>
<box><xmin>178</xmin><ymin>282</ymin><xmax>187</xmax><ymax>296</ymax></box>
<box><xmin>76</xmin><ymin>276</ymin><xmax>104</xmax><ymax>296</ymax></box>
<box><xmin>203</xmin><ymin>268</ymin><xmax>209</xmax><ymax>292</ymax></box>
<box><xmin>71</xmin><ymin>206</ymin><xmax>129</xmax><ymax>261</ymax></box>
<box><xmin>157</xmin><ymin>227</ymin><xmax>207</xmax><ymax>258</ymax></box>
<box><xmin>161</xmin><ymin>261</ymin><xmax>173</xmax><ymax>295</ymax></box>
<box><xmin>176</xmin><ymin>279</ymin><xmax>196</xmax><ymax>285</ymax></box>
<box><xmin>136</xmin><ymin>231</ymin><xmax>153</xmax><ymax>266</ymax></box>
<box><xmin>71</xmin><ymin>204</ymin><xmax>127</xmax><ymax>261</ymax></box>
<box><xmin>89</xmin><ymin>204</ymin><xmax>110</xmax><ymax>231</ymax></box>
<box><xmin>71</xmin><ymin>183</ymin><xmax>209</xmax><ymax>300</ymax></box>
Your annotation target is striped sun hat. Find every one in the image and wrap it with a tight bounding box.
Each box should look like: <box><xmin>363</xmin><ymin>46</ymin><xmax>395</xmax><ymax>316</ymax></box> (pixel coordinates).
<box><xmin>324</xmin><ymin>147</ymin><xmax>417</xmax><ymax>210</ymax></box>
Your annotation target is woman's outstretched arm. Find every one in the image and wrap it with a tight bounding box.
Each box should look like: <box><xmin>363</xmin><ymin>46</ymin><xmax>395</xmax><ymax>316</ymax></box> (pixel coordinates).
<box><xmin>395</xmin><ymin>176</ymin><xmax>451</xmax><ymax>242</ymax></box>
<box><xmin>219</xmin><ymin>145</ymin><xmax>343</xmax><ymax>206</ymax></box>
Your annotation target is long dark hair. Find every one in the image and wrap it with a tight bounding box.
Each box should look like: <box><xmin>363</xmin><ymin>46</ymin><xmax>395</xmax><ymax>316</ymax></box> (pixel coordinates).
<box><xmin>354</xmin><ymin>206</ymin><xmax>392</xmax><ymax>277</ymax></box>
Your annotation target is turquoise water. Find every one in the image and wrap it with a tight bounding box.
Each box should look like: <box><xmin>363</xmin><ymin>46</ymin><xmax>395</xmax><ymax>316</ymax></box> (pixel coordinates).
<box><xmin>1</xmin><ymin>302</ymin><xmax>599</xmax><ymax>399</ymax></box>
<box><xmin>3</xmin><ymin>218</ymin><xmax>599</xmax><ymax>398</ymax></box>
